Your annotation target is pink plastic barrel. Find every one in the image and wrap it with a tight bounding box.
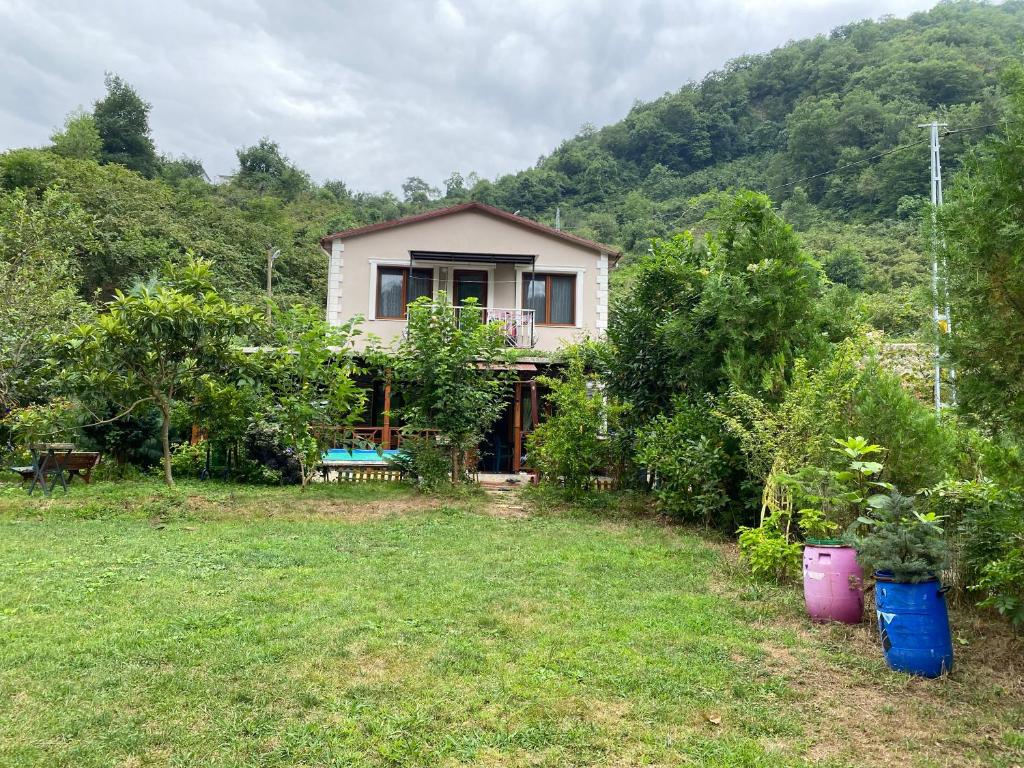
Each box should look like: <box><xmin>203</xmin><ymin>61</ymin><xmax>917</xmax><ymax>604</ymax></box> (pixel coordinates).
<box><xmin>803</xmin><ymin>544</ymin><xmax>864</xmax><ymax>624</ymax></box>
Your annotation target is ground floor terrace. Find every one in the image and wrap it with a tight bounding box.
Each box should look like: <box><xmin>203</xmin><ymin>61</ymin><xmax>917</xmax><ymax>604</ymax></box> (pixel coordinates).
<box><xmin>328</xmin><ymin>359</ymin><xmax>558</xmax><ymax>475</ymax></box>
<box><xmin>0</xmin><ymin>480</ymin><xmax>1020</xmax><ymax>767</ymax></box>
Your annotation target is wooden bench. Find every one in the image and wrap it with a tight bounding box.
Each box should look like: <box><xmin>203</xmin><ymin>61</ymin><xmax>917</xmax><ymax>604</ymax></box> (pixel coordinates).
<box><xmin>11</xmin><ymin>452</ymin><xmax>102</xmax><ymax>487</ymax></box>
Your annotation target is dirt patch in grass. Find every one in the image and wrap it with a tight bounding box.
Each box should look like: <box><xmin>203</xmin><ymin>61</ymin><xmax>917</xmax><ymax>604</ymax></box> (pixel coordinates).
<box><xmin>481</xmin><ymin>489</ymin><xmax>532</xmax><ymax>520</ymax></box>
<box><xmin>185</xmin><ymin>491</ymin><xmax>443</xmax><ymax>522</ymax></box>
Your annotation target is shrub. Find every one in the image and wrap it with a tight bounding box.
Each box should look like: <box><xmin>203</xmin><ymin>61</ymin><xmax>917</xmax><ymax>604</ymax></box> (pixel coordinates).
<box><xmin>974</xmin><ymin>545</ymin><xmax>1024</xmax><ymax>628</ymax></box>
<box><xmin>846</xmin><ymin>490</ymin><xmax>948</xmax><ymax>582</ymax></box>
<box><xmin>851</xmin><ymin>361</ymin><xmax>956</xmax><ymax>491</ymax></box>
<box><xmin>170</xmin><ymin>440</ymin><xmax>206</xmax><ymax>478</ymax></box>
<box><xmin>926</xmin><ymin>478</ymin><xmax>1024</xmax><ymax>624</ymax></box>
<box><xmin>738</xmin><ymin>511</ymin><xmax>803</xmax><ymax>582</ymax></box>
<box><xmin>243</xmin><ymin>418</ymin><xmax>302</xmax><ymax>484</ymax></box>
<box><xmin>388</xmin><ymin>436</ymin><xmax>451</xmax><ymax>492</ymax></box>
<box><xmin>527</xmin><ymin>354</ymin><xmax>620</xmax><ymax>500</ymax></box>
<box><xmin>780</xmin><ymin>436</ymin><xmax>885</xmax><ymax>533</ymax></box>
<box><xmin>636</xmin><ymin>397</ymin><xmax>750</xmax><ymax>530</ymax></box>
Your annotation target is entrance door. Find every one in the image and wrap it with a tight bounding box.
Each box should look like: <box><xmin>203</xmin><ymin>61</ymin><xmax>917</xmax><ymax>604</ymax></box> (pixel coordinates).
<box><xmin>453</xmin><ymin>269</ymin><xmax>488</xmax><ymax>308</ymax></box>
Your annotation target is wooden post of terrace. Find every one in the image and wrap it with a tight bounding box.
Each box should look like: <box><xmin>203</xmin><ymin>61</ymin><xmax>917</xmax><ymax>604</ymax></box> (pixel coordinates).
<box><xmin>382</xmin><ymin>370</ymin><xmax>393</xmax><ymax>450</ymax></box>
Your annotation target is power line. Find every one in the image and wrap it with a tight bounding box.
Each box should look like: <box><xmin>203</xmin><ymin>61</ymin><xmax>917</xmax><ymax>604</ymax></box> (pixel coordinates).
<box><xmin>765</xmin><ymin>137</ymin><xmax>930</xmax><ymax>194</ymax></box>
<box><xmin>766</xmin><ymin>118</ymin><xmax>1013</xmax><ymax>195</ymax></box>
<box><xmin>544</xmin><ymin>118</ymin><xmax>1013</xmax><ymax>236</ymax></box>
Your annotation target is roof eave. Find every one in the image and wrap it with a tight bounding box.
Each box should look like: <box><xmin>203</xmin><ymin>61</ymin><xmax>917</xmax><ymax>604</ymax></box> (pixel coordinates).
<box><xmin>319</xmin><ymin>201</ymin><xmax>620</xmax><ymax>257</ymax></box>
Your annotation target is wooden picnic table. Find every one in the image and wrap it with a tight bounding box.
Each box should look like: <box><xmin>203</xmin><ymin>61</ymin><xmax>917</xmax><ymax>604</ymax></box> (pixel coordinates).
<box><xmin>27</xmin><ymin>443</ymin><xmax>75</xmax><ymax>496</ymax></box>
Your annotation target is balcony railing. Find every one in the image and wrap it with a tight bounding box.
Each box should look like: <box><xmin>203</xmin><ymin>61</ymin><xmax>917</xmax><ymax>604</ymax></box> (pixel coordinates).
<box><xmin>405</xmin><ymin>305</ymin><xmax>536</xmax><ymax>348</ymax></box>
<box><xmin>480</xmin><ymin>307</ymin><xmax>535</xmax><ymax>348</ymax></box>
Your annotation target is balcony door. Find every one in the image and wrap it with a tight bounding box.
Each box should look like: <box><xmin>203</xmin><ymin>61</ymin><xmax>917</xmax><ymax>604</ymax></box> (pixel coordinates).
<box><xmin>453</xmin><ymin>269</ymin><xmax>488</xmax><ymax>308</ymax></box>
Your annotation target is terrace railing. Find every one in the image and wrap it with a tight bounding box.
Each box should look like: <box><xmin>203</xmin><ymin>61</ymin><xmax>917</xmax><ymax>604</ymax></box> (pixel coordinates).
<box><xmin>404</xmin><ymin>304</ymin><xmax>535</xmax><ymax>348</ymax></box>
<box><xmin>311</xmin><ymin>425</ymin><xmax>439</xmax><ymax>451</ymax></box>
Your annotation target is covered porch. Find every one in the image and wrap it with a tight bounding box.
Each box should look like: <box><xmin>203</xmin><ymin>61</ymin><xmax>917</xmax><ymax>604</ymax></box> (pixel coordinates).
<box><xmin>337</xmin><ymin>361</ymin><xmax>548</xmax><ymax>474</ymax></box>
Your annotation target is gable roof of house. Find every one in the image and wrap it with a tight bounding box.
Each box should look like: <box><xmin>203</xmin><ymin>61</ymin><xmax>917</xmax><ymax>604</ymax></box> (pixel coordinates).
<box><xmin>320</xmin><ymin>201</ymin><xmax>620</xmax><ymax>258</ymax></box>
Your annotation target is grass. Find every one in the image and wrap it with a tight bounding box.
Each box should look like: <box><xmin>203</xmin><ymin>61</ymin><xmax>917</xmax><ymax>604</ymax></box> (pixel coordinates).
<box><xmin>0</xmin><ymin>480</ymin><xmax>1021</xmax><ymax>767</ymax></box>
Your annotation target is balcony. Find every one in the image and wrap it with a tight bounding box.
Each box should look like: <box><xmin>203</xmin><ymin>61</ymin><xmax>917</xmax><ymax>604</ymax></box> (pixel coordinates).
<box><xmin>405</xmin><ymin>305</ymin><xmax>536</xmax><ymax>348</ymax></box>
<box><xmin>480</xmin><ymin>307</ymin><xmax>535</xmax><ymax>348</ymax></box>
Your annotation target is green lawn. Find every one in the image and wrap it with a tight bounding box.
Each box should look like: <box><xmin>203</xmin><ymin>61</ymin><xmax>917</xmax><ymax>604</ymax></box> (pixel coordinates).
<box><xmin>0</xmin><ymin>481</ymin><xmax>1020</xmax><ymax>767</ymax></box>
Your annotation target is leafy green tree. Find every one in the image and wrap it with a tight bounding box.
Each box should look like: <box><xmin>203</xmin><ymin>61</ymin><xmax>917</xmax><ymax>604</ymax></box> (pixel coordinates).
<box><xmin>779</xmin><ymin>186</ymin><xmax>818</xmax><ymax>231</ymax></box>
<box><xmin>393</xmin><ymin>295</ymin><xmax>510</xmax><ymax>481</ymax></box>
<box><xmin>702</xmin><ymin>192</ymin><xmax>825</xmax><ymax>399</ymax></box>
<box><xmin>0</xmin><ymin>188</ymin><xmax>92</xmax><ymax>410</ymax></box>
<box><xmin>401</xmin><ymin>176</ymin><xmax>440</xmax><ymax>206</ymax></box>
<box><xmin>321</xmin><ymin>179</ymin><xmax>350</xmax><ymax>201</ymax></box>
<box><xmin>605</xmin><ymin>231</ymin><xmax>703</xmax><ymax>428</ymax></box>
<box><xmin>50</xmin><ymin>110</ymin><xmax>102</xmax><ymax>161</ymax></box>
<box><xmin>608</xmin><ymin>191</ymin><xmax>822</xmax><ymax>414</ymax></box>
<box><xmin>159</xmin><ymin>155</ymin><xmax>208</xmax><ymax>185</ymax></box>
<box><xmin>939</xmin><ymin>68</ymin><xmax>1024</xmax><ymax>436</ymax></box>
<box><xmin>60</xmin><ymin>258</ymin><xmax>258</xmax><ymax>485</ymax></box>
<box><xmin>443</xmin><ymin>171</ymin><xmax>468</xmax><ymax>200</ymax></box>
<box><xmin>93</xmin><ymin>73</ymin><xmax>158</xmax><ymax>177</ymax></box>
<box><xmin>235</xmin><ymin>138</ymin><xmax>310</xmax><ymax>200</ymax></box>
<box><xmin>252</xmin><ymin>305</ymin><xmax>365</xmax><ymax>486</ymax></box>
<box><xmin>822</xmin><ymin>246</ymin><xmax>866</xmax><ymax>289</ymax></box>
<box><xmin>527</xmin><ymin>352</ymin><xmax>621</xmax><ymax>499</ymax></box>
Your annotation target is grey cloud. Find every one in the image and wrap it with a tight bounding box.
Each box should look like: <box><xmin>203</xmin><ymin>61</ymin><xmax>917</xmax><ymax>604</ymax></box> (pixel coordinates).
<box><xmin>0</xmin><ymin>0</ymin><xmax>936</xmax><ymax>193</ymax></box>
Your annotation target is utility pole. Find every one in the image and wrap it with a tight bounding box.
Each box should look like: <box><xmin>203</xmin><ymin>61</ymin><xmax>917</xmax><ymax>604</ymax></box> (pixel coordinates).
<box><xmin>919</xmin><ymin>120</ymin><xmax>955</xmax><ymax>415</ymax></box>
<box><xmin>266</xmin><ymin>247</ymin><xmax>280</xmax><ymax>323</ymax></box>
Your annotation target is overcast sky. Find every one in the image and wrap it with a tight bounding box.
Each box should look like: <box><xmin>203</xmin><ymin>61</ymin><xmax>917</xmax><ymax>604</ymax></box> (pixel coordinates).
<box><xmin>1</xmin><ymin>0</ymin><xmax>938</xmax><ymax>194</ymax></box>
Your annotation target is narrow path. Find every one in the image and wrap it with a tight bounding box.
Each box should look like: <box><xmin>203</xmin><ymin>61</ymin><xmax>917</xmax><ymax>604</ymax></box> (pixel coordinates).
<box><xmin>481</xmin><ymin>485</ymin><xmax>530</xmax><ymax>519</ymax></box>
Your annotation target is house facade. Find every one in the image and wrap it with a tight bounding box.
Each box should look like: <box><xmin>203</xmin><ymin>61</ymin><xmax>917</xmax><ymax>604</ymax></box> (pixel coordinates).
<box><xmin>318</xmin><ymin>203</ymin><xmax>619</xmax><ymax>475</ymax></box>
<box><xmin>320</xmin><ymin>202</ymin><xmax>619</xmax><ymax>353</ymax></box>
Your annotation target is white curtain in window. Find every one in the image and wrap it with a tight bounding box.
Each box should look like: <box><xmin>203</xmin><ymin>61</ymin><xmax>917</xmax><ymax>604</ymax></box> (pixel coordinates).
<box><xmin>550</xmin><ymin>275</ymin><xmax>574</xmax><ymax>324</ymax></box>
<box><xmin>378</xmin><ymin>271</ymin><xmax>404</xmax><ymax>317</ymax></box>
<box><xmin>524</xmin><ymin>276</ymin><xmax>546</xmax><ymax>322</ymax></box>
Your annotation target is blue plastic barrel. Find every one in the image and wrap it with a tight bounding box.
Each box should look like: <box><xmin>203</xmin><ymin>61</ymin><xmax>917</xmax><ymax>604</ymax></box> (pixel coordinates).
<box><xmin>874</xmin><ymin>573</ymin><xmax>953</xmax><ymax>677</ymax></box>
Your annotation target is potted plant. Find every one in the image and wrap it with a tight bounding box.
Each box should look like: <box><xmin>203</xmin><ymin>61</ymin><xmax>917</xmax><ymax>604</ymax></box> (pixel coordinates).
<box><xmin>846</xmin><ymin>490</ymin><xmax>953</xmax><ymax>677</ymax></box>
<box><xmin>781</xmin><ymin>436</ymin><xmax>882</xmax><ymax>624</ymax></box>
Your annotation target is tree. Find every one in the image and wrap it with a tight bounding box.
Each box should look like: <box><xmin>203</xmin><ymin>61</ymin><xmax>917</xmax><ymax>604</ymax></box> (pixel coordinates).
<box><xmin>401</xmin><ymin>176</ymin><xmax>439</xmax><ymax>206</ymax></box>
<box><xmin>527</xmin><ymin>350</ymin><xmax>621</xmax><ymax>499</ymax></box>
<box><xmin>607</xmin><ymin>192</ymin><xmax>823</xmax><ymax>415</ymax></box>
<box><xmin>60</xmin><ymin>258</ymin><xmax>258</xmax><ymax>485</ymax></box>
<box><xmin>822</xmin><ymin>246</ymin><xmax>866</xmax><ymax>290</ymax></box>
<box><xmin>159</xmin><ymin>155</ymin><xmax>208</xmax><ymax>185</ymax></box>
<box><xmin>50</xmin><ymin>110</ymin><xmax>102</xmax><ymax>161</ymax></box>
<box><xmin>235</xmin><ymin>138</ymin><xmax>310</xmax><ymax>200</ymax></box>
<box><xmin>321</xmin><ymin>179</ymin><xmax>350</xmax><ymax>200</ymax></box>
<box><xmin>443</xmin><ymin>171</ymin><xmax>468</xmax><ymax>200</ymax></box>
<box><xmin>0</xmin><ymin>188</ymin><xmax>92</xmax><ymax>410</ymax></box>
<box><xmin>393</xmin><ymin>295</ymin><xmax>511</xmax><ymax>481</ymax></box>
<box><xmin>93</xmin><ymin>73</ymin><xmax>158</xmax><ymax>177</ymax></box>
<box><xmin>252</xmin><ymin>305</ymin><xmax>365</xmax><ymax>487</ymax></box>
<box><xmin>939</xmin><ymin>68</ymin><xmax>1024</xmax><ymax>436</ymax></box>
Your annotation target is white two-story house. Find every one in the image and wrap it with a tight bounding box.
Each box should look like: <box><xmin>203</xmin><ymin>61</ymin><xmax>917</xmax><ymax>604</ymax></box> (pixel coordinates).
<box><xmin>319</xmin><ymin>202</ymin><xmax>619</xmax><ymax>353</ymax></box>
<box><xmin>318</xmin><ymin>202</ymin><xmax>619</xmax><ymax>475</ymax></box>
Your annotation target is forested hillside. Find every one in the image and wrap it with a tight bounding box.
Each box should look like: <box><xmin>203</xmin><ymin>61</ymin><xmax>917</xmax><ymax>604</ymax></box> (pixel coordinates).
<box><xmin>2</xmin><ymin>0</ymin><xmax>1022</xmax><ymax>336</ymax></box>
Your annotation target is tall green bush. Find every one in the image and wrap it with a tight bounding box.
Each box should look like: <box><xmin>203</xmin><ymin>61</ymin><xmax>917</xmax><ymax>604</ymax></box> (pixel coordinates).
<box><xmin>252</xmin><ymin>305</ymin><xmax>365</xmax><ymax>487</ymax></box>
<box><xmin>393</xmin><ymin>295</ymin><xmax>510</xmax><ymax>482</ymax></box>
<box><xmin>636</xmin><ymin>397</ymin><xmax>750</xmax><ymax>529</ymax></box>
<box><xmin>527</xmin><ymin>353</ymin><xmax>620</xmax><ymax>499</ymax></box>
<box><xmin>938</xmin><ymin>65</ymin><xmax>1024</xmax><ymax>438</ymax></box>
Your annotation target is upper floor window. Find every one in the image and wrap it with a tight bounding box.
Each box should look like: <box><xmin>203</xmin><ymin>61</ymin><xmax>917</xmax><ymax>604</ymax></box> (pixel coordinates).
<box><xmin>523</xmin><ymin>273</ymin><xmax>576</xmax><ymax>325</ymax></box>
<box><xmin>377</xmin><ymin>267</ymin><xmax>433</xmax><ymax>319</ymax></box>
